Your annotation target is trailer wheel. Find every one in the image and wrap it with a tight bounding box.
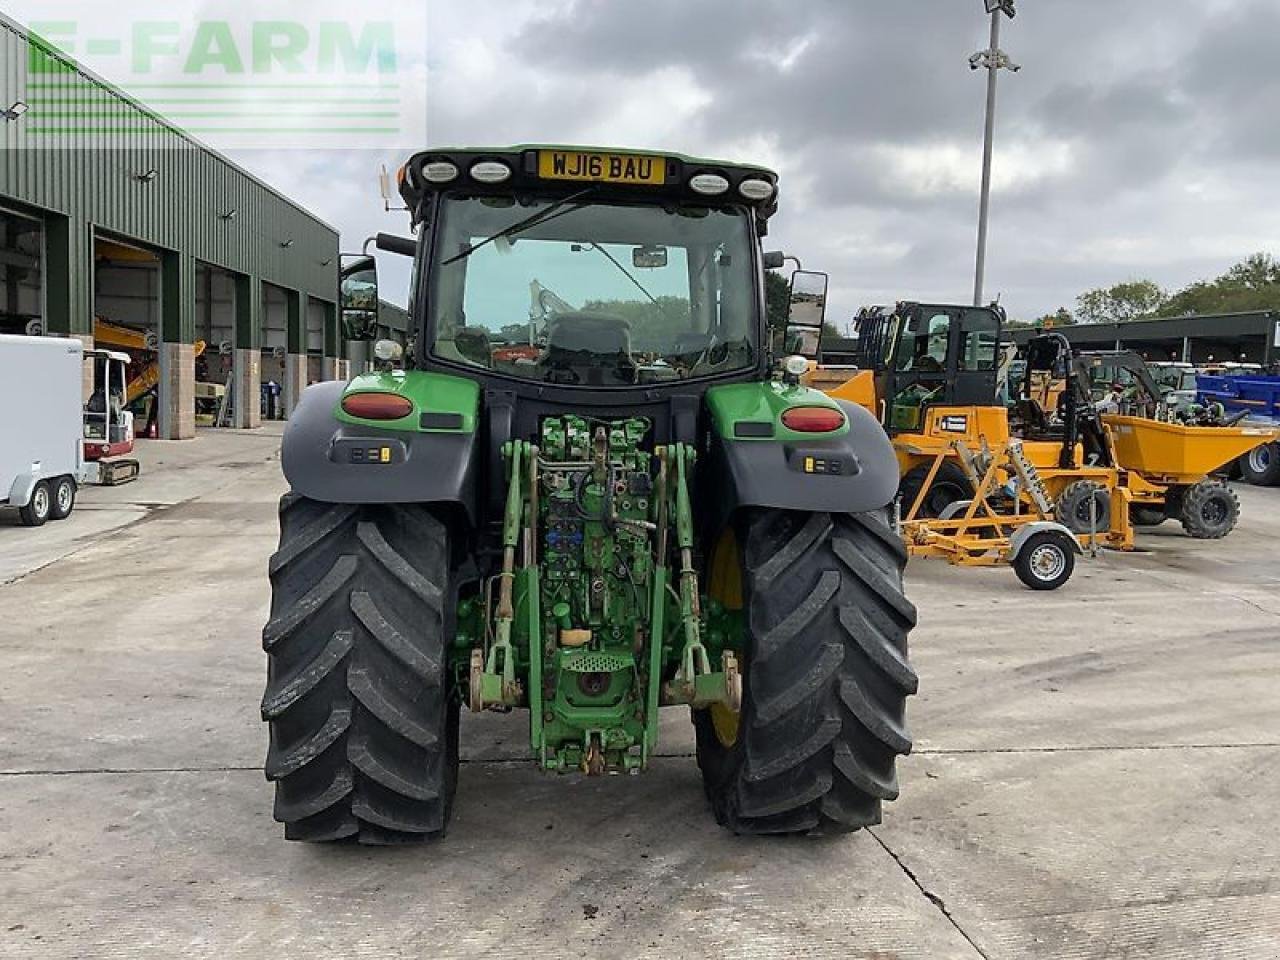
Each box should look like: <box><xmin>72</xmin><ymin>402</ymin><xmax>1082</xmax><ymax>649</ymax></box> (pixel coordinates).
<box><xmin>1239</xmin><ymin>443</ymin><xmax>1280</xmax><ymax>486</ymax></box>
<box><xmin>1056</xmin><ymin>480</ymin><xmax>1111</xmax><ymax>535</ymax></box>
<box><xmin>1179</xmin><ymin>479</ymin><xmax>1239</xmax><ymax>539</ymax></box>
<box><xmin>49</xmin><ymin>477</ymin><xmax>77</xmax><ymax>521</ymax></box>
<box><xmin>1012</xmin><ymin>531</ymin><xmax>1075</xmax><ymax>591</ymax></box>
<box><xmin>261</xmin><ymin>495</ymin><xmax>459</xmax><ymax>844</ymax></box>
<box><xmin>898</xmin><ymin>462</ymin><xmax>972</xmax><ymax>519</ymax></box>
<box><xmin>18</xmin><ymin>480</ymin><xmax>52</xmax><ymax>527</ymax></box>
<box><xmin>694</xmin><ymin>509</ymin><xmax>918</xmax><ymax>835</ymax></box>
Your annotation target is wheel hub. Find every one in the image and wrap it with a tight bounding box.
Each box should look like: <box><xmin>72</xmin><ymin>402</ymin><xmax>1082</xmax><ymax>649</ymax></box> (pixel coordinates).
<box><xmin>1029</xmin><ymin>543</ymin><xmax>1066</xmax><ymax>581</ymax></box>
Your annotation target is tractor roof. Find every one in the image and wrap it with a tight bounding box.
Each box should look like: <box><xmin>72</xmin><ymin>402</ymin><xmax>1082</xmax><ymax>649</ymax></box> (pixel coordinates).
<box><xmin>396</xmin><ymin>144</ymin><xmax>780</xmax><ymax>228</ymax></box>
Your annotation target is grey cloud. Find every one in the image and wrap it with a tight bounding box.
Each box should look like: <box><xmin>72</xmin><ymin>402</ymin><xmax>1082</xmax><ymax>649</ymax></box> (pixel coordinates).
<box><xmin>223</xmin><ymin>0</ymin><xmax>1280</xmax><ymax>321</ymax></box>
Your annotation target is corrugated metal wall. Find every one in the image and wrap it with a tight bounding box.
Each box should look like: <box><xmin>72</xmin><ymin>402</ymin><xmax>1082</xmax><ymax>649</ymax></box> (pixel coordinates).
<box><xmin>0</xmin><ymin>15</ymin><xmax>340</xmax><ymax>346</ymax></box>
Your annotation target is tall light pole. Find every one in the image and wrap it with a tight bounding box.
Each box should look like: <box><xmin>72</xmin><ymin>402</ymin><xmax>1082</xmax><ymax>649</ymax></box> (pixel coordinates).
<box><xmin>971</xmin><ymin>0</ymin><xmax>1019</xmax><ymax>307</ymax></box>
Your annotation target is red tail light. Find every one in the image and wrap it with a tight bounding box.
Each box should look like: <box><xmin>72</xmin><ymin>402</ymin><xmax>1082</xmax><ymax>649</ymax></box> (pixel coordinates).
<box><xmin>341</xmin><ymin>392</ymin><xmax>413</xmax><ymax>420</ymax></box>
<box><xmin>781</xmin><ymin>406</ymin><xmax>846</xmax><ymax>433</ymax></box>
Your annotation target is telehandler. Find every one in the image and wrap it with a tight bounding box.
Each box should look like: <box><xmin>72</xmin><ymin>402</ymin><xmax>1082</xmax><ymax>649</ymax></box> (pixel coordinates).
<box><xmin>263</xmin><ymin>147</ymin><xmax>918</xmax><ymax>844</ymax></box>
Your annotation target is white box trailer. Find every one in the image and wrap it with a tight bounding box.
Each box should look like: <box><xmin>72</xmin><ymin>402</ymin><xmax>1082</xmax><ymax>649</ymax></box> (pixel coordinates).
<box><xmin>0</xmin><ymin>333</ymin><xmax>89</xmax><ymax>526</ymax></box>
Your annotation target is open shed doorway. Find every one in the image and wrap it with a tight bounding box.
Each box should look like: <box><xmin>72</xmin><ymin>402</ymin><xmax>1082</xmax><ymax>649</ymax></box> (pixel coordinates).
<box><xmin>195</xmin><ymin>262</ymin><xmax>238</xmax><ymax>426</ymax></box>
<box><xmin>94</xmin><ymin>234</ymin><xmax>162</xmax><ymax>439</ymax></box>
<box><xmin>0</xmin><ymin>207</ymin><xmax>43</xmax><ymax>337</ymax></box>
<box><xmin>306</xmin><ymin>297</ymin><xmax>326</xmax><ymax>383</ymax></box>
<box><xmin>261</xmin><ymin>282</ymin><xmax>289</xmax><ymax>421</ymax></box>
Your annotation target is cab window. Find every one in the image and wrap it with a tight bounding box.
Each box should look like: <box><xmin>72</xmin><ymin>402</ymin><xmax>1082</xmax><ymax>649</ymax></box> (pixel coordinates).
<box><xmin>894</xmin><ymin>311</ymin><xmax>951</xmax><ymax>372</ymax></box>
<box><xmin>958</xmin><ymin>308</ymin><xmax>999</xmax><ymax>371</ymax></box>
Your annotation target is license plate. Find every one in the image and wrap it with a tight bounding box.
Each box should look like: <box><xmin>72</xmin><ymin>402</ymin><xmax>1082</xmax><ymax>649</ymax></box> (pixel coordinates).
<box><xmin>538</xmin><ymin>150</ymin><xmax>666</xmax><ymax>185</ymax></box>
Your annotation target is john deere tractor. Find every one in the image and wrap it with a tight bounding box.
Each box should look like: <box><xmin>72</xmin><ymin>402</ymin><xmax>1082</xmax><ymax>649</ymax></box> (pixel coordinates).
<box><xmin>262</xmin><ymin>146</ymin><xmax>917</xmax><ymax>844</ymax></box>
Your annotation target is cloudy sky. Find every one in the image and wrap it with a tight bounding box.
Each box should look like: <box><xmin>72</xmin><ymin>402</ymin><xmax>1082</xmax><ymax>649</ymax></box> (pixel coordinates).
<box><xmin>17</xmin><ymin>0</ymin><xmax>1279</xmax><ymax>326</ymax></box>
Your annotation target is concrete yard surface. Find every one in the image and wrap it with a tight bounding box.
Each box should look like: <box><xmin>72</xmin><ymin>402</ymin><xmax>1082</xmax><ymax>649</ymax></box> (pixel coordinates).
<box><xmin>1</xmin><ymin>429</ymin><xmax>1278</xmax><ymax>959</ymax></box>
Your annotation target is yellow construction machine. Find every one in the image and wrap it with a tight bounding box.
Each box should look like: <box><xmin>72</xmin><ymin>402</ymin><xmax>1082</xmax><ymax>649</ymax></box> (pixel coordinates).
<box><xmin>817</xmin><ymin>303</ymin><xmax>1278</xmax><ymax>547</ymax></box>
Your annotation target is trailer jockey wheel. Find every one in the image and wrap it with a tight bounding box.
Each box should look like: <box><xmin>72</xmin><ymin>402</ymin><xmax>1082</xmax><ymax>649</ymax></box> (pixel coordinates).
<box><xmin>1013</xmin><ymin>531</ymin><xmax>1075</xmax><ymax>591</ymax></box>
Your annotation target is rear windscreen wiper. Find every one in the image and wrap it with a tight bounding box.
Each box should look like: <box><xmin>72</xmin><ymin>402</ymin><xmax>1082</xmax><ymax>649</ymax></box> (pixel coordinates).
<box><xmin>442</xmin><ymin>186</ymin><xmax>599</xmax><ymax>266</ymax></box>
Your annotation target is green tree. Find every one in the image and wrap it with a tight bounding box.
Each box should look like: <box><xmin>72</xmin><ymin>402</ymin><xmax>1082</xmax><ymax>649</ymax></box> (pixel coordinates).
<box><xmin>1075</xmin><ymin>280</ymin><xmax>1166</xmax><ymax>324</ymax></box>
<box><xmin>1038</xmin><ymin>306</ymin><xmax>1075</xmax><ymax>327</ymax></box>
<box><xmin>1161</xmin><ymin>253</ymin><xmax>1280</xmax><ymax>316</ymax></box>
<box><xmin>764</xmin><ymin>269</ymin><xmax>790</xmax><ymax>333</ymax></box>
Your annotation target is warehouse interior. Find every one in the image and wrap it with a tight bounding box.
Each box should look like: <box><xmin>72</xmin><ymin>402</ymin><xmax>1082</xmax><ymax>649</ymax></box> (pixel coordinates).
<box><xmin>0</xmin><ymin>206</ymin><xmax>43</xmax><ymax>337</ymax></box>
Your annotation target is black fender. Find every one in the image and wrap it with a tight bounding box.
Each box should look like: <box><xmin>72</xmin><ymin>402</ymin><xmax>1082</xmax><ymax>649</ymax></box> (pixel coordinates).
<box><xmin>704</xmin><ymin>399</ymin><xmax>899</xmax><ymax>532</ymax></box>
<box><xmin>281</xmin><ymin>381</ymin><xmax>478</xmax><ymax>524</ymax></box>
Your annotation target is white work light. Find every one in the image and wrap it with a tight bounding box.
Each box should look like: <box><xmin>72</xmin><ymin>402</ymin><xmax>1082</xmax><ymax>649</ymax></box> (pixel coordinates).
<box><xmin>689</xmin><ymin>173</ymin><xmax>730</xmax><ymax>196</ymax></box>
<box><xmin>783</xmin><ymin>355</ymin><xmax>810</xmax><ymax>377</ymax></box>
<box><xmin>470</xmin><ymin>161</ymin><xmax>512</xmax><ymax>184</ymax></box>
<box><xmin>738</xmin><ymin>178</ymin><xmax>775</xmax><ymax>201</ymax></box>
<box><xmin>374</xmin><ymin>339</ymin><xmax>404</xmax><ymax>362</ymax></box>
<box><xmin>423</xmin><ymin>161</ymin><xmax>460</xmax><ymax>183</ymax></box>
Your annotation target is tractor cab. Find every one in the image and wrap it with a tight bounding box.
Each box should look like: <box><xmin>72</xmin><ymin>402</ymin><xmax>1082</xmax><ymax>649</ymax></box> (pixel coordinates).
<box><xmin>1016</xmin><ymin>334</ymin><xmax>1165</xmax><ymax>470</ymax></box>
<box><xmin>852</xmin><ymin>301</ymin><xmax>1005</xmax><ymax>433</ymax></box>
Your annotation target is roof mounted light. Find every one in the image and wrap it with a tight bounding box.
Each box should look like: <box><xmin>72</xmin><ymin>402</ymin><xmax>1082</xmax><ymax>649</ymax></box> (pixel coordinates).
<box><xmin>470</xmin><ymin>160</ymin><xmax>512</xmax><ymax>184</ymax></box>
<box><xmin>689</xmin><ymin>173</ymin><xmax>730</xmax><ymax>196</ymax></box>
<box><xmin>423</xmin><ymin>161</ymin><xmax>459</xmax><ymax>184</ymax></box>
<box><xmin>738</xmin><ymin>177</ymin><xmax>775</xmax><ymax>201</ymax></box>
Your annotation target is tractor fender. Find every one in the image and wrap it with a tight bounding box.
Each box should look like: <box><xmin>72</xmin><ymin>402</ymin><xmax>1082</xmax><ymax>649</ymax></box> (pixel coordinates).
<box><xmin>706</xmin><ymin>399</ymin><xmax>899</xmax><ymax>529</ymax></box>
<box><xmin>1007</xmin><ymin>521</ymin><xmax>1082</xmax><ymax>562</ymax></box>
<box><xmin>281</xmin><ymin>381</ymin><xmax>479</xmax><ymax>523</ymax></box>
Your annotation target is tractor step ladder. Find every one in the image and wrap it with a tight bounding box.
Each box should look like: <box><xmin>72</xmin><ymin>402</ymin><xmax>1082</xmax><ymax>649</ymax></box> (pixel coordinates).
<box><xmin>1006</xmin><ymin>439</ymin><xmax>1054</xmax><ymax>516</ymax></box>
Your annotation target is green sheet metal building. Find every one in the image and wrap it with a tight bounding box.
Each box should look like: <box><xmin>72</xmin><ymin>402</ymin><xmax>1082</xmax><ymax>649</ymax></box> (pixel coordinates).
<box><xmin>0</xmin><ymin>12</ymin><xmax>344</xmax><ymax>436</ymax></box>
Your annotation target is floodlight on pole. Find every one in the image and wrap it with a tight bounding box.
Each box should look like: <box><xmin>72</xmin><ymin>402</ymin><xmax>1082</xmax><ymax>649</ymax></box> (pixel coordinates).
<box><xmin>971</xmin><ymin>1</ymin><xmax>1019</xmax><ymax>308</ymax></box>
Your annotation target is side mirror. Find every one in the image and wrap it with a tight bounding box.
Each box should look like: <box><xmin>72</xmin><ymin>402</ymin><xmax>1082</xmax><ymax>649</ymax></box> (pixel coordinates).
<box><xmin>783</xmin><ymin>325</ymin><xmax>822</xmax><ymax>359</ymax></box>
<box><xmin>339</xmin><ymin>254</ymin><xmax>379</xmax><ymax>342</ymax></box>
<box><xmin>762</xmin><ymin>250</ymin><xmax>786</xmax><ymax>269</ymax></box>
<box><xmin>785</xmin><ymin>269</ymin><xmax>829</xmax><ymax>359</ymax></box>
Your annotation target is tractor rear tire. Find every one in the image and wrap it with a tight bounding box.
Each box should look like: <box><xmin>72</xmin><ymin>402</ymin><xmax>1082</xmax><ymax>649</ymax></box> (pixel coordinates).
<box><xmin>898</xmin><ymin>462</ymin><xmax>972</xmax><ymax>520</ymax></box>
<box><xmin>694</xmin><ymin>509</ymin><xmax>918</xmax><ymax>835</ymax></box>
<box><xmin>1239</xmin><ymin>442</ymin><xmax>1280</xmax><ymax>486</ymax></box>
<box><xmin>1056</xmin><ymin>480</ymin><xmax>1111</xmax><ymax>535</ymax></box>
<box><xmin>261</xmin><ymin>494</ymin><xmax>459</xmax><ymax>844</ymax></box>
<box><xmin>1179</xmin><ymin>479</ymin><xmax>1239</xmax><ymax>540</ymax></box>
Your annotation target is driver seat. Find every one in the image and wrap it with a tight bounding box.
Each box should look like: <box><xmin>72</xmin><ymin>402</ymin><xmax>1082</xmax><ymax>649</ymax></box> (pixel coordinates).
<box><xmin>544</xmin><ymin>312</ymin><xmax>637</xmax><ymax>385</ymax></box>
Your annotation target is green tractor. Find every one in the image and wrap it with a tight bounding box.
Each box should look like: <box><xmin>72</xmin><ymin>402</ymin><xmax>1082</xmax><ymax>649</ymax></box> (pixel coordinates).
<box><xmin>262</xmin><ymin>146</ymin><xmax>917</xmax><ymax>843</ymax></box>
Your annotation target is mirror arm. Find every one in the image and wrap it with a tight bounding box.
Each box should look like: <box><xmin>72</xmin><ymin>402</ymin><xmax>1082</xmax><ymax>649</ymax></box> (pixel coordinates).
<box><xmin>375</xmin><ymin>233</ymin><xmax>417</xmax><ymax>258</ymax></box>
